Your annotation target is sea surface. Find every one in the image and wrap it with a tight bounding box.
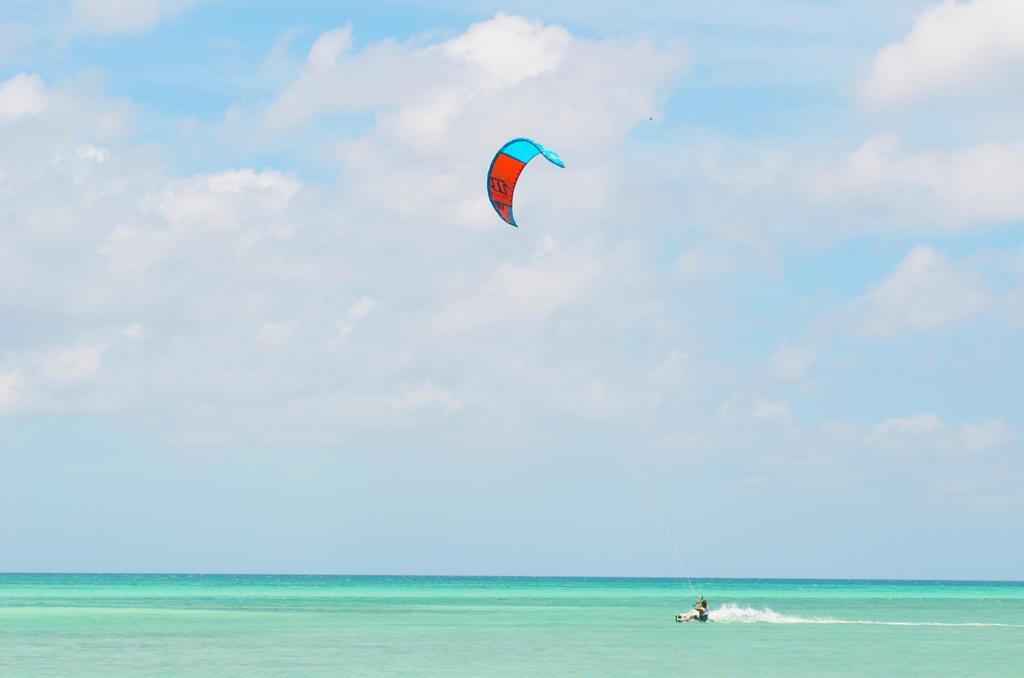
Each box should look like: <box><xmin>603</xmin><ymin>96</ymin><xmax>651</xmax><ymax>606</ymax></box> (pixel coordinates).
<box><xmin>1</xmin><ymin>574</ymin><xmax>1022</xmax><ymax>676</ymax></box>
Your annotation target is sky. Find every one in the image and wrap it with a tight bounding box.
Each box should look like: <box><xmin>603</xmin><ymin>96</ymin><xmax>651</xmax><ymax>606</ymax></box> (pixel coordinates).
<box><xmin>1</xmin><ymin>0</ymin><xmax>1022</xmax><ymax>580</ymax></box>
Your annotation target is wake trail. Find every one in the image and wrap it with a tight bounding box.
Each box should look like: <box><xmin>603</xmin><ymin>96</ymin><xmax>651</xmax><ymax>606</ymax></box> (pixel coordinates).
<box><xmin>706</xmin><ymin>604</ymin><xmax>1024</xmax><ymax>628</ymax></box>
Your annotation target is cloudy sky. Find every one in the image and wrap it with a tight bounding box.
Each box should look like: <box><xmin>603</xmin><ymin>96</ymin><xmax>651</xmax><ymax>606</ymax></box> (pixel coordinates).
<box><xmin>1</xmin><ymin>0</ymin><xmax>1022</xmax><ymax>579</ymax></box>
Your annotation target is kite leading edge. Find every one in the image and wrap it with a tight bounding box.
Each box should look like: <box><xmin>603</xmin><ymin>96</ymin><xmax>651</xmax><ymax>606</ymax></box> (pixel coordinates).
<box><xmin>486</xmin><ymin>138</ymin><xmax>564</xmax><ymax>227</ymax></box>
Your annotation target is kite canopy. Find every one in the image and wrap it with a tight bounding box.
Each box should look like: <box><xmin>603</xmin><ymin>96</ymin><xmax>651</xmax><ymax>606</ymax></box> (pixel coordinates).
<box><xmin>487</xmin><ymin>138</ymin><xmax>564</xmax><ymax>227</ymax></box>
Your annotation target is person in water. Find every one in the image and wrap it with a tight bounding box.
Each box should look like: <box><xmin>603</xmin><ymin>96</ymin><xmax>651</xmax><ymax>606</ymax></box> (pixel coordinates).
<box><xmin>681</xmin><ymin>597</ymin><xmax>710</xmax><ymax>622</ymax></box>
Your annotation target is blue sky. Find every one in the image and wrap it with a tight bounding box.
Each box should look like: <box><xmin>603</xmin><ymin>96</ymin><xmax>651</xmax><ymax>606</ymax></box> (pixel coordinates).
<box><xmin>1</xmin><ymin>0</ymin><xmax>1022</xmax><ymax>579</ymax></box>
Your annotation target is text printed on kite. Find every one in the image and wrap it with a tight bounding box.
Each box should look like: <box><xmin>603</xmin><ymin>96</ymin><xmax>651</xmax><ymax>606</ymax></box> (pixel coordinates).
<box><xmin>486</xmin><ymin>138</ymin><xmax>565</xmax><ymax>227</ymax></box>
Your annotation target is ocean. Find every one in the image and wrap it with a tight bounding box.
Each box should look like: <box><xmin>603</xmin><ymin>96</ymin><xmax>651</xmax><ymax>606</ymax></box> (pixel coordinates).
<box><xmin>1</xmin><ymin>574</ymin><xmax>1022</xmax><ymax>676</ymax></box>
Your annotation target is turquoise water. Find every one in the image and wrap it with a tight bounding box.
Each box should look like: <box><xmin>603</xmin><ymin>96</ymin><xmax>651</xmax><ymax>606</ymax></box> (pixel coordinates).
<box><xmin>2</xmin><ymin>575</ymin><xmax>1022</xmax><ymax>676</ymax></box>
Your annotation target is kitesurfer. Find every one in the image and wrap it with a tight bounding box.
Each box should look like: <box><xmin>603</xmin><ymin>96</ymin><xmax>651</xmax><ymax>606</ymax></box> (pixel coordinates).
<box><xmin>679</xmin><ymin>597</ymin><xmax>710</xmax><ymax>622</ymax></box>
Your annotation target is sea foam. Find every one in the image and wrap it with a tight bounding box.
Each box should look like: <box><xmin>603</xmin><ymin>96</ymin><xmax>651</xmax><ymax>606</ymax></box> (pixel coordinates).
<box><xmin>709</xmin><ymin>603</ymin><xmax>822</xmax><ymax>624</ymax></box>
<box><xmin>706</xmin><ymin>603</ymin><xmax>1023</xmax><ymax>627</ymax></box>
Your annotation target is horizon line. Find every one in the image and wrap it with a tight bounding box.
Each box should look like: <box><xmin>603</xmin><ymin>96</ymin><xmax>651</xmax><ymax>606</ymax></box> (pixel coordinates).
<box><xmin>2</xmin><ymin>572</ymin><xmax>1022</xmax><ymax>584</ymax></box>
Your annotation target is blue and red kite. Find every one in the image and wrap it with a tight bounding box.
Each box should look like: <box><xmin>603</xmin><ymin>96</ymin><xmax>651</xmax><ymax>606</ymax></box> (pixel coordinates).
<box><xmin>486</xmin><ymin>138</ymin><xmax>564</xmax><ymax>227</ymax></box>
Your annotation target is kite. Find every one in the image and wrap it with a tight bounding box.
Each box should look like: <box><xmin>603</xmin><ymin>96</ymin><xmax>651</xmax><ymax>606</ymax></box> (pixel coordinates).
<box><xmin>486</xmin><ymin>138</ymin><xmax>564</xmax><ymax>227</ymax></box>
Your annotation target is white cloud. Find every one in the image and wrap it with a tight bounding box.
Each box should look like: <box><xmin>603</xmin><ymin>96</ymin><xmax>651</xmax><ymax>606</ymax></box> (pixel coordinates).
<box><xmin>0</xmin><ymin>61</ymin><xmax>512</xmax><ymax>434</ymax></box>
<box><xmin>1007</xmin><ymin>285</ymin><xmax>1024</xmax><ymax>328</ymax></box>
<box><xmin>557</xmin><ymin>379</ymin><xmax>626</xmax><ymax>418</ymax></box>
<box><xmin>147</xmin><ymin>169</ymin><xmax>300</xmax><ymax>231</ymax></box>
<box><xmin>289</xmin><ymin>382</ymin><xmax>464</xmax><ymax>426</ymax></box>
<box><xmin>624</xmin><ymin>131</ymin><xmax>1024</xmax><ymax>241</ymax></box>
<box><xmin>432</xmin><ymin>243</ymin><xmax>601</xmax><ymax>334</ymax></box>
<box><xmin>331</xmin><ymin>296</ymin><xmax>377</xmax><ymax>347</ymax></box>
<box><xmin>0</xmin><ymin>372</ymin><xmax>22</xmax><ymax>414</ymax></box>
<box><xmin>769</xmin><ymin>344</ymin><xmax>820</xmax><ymax>383</ymax></box>
<box><xmin>652</xmin><ymin>349</ymin><xmax>688</xmax><ymax>382</ymax></box>
<box><xmin>854</xmin><ymin>245</ymin><xmax>989</xmax><ymax>337</ymax></box>
<box><xmin>307</xmin><ymin>25</ymin><xmax>352</xmax><ymax>70</ymax></box>
<box><xmin>376</xmin><ymin>383</ymin><xmax>463</xmax><ymax>413</ymax></box>
<box><xmin>751</xmin><ymin>399</ymin><xmax>793</xmax><ymax>425</ymax></box>
<box><xmin>256</xmin><ymin>321</ymin><xmax>296</xmax><ymax>351</ymax></box>
<box><xmin>862</xmin><ymin>0</ymin><xmax>1024</xmax><ymax>108</ymax></box>
<box><xmin>440</xmin><ymin>12</ymin><xmax>572</xmax><ymax>89</ymax></box>
<box><xmin>38</xmin><ymin>342</ymin><xmax>105</xmax><ymax>383</ymax></box>
<box><xmin>0</xmin><ymin>73</ymin><xmax>47</xmax><ymax>122</ymax></box>
<box><xmin>71</xmin><ymin>0</ymin><xmax>196</xmax><ymax>35</ymax></box>
<box><xmin>264</xmin><ymin>12</ymin><xmax>683</xmax><ymax>154</ymax></box>
<box><xmin>874</xmin><ymin>412</ymin><xmax>946</xmax><ymax>436</ymax></box>
<box><xmin>805</xmin><ymin>134</ymin><xmax>1024</xmax><ymax>228</ymax></box>
<box><xmin>97</xmin><ymin>168</ymin><xmax>304</xmax><ymax>293</ymax></box>
<box><xmin>870</xmin><ymin>413</ymin><xmax>1014</xmax><ymax>456</ymax></box>
<box><xmin>101</xmin><ymin>168</ymin><xmax>300</xmax><ymax>275</ymax></box>
<box><xmin>100</xmin><ymin>225</ymin><xmax>176</xmax><ymax>280</ymax></box>
<box><xmin>77</xmin><ymin>143</ymin><xmax>111</xmax><ymax>163</ymax></box>
<box><xmin>958</xmin><ymin>418</ymin><xmax>1015</xmax><ymax>455</ymax></box>
<box><xmin>675</xmin><ymin>248</ymin><xmax>734</xmax><ymax>283</ymax></box>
